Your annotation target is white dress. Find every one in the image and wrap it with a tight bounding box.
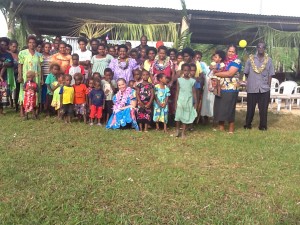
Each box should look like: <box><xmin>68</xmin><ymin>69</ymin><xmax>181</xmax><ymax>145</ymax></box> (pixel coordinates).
<box><xmin>201</xmin><ymin>70</ymin><xmax>215</xmax><ymax>117</ymax></box>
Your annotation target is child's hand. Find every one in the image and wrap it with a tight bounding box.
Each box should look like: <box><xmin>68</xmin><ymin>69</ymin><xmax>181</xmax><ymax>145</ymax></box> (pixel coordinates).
<box><xmin>193</xmin><ymin>103</ymin><xmax>197</xmax><ymax>109</ymax></box>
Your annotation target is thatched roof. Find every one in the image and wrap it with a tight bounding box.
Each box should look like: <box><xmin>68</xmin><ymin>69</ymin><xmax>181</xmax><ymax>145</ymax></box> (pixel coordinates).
<box><xmin>12</xmin><ymin>0</ymin><xmax>300</xmax><ymax>44</ymax></box>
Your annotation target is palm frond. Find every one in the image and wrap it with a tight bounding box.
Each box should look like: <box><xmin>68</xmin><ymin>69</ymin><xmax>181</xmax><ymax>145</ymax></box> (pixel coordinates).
<box><xmin>70</xmin><ymin>19</ymin><xmax>179</xmax><ymax>42</ymax></box>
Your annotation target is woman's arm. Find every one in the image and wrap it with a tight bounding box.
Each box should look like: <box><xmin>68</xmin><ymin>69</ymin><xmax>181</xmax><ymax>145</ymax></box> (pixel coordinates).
<box><xmin>18</xmin><ymin>63</ymin><xmax>23</xmax><ymax>83</ymax></box>
<box><xmin>147</xmin><ymin>87</ymin><xmax>155</xmax><ymax>107</ymax></box>
<box><xmin>215</xmin><ymin>66</ymin><xmax>239</xmax><ymax>78</ymax></box>
<box><xmin>136</xmin><ymin>86</ymin><xmax>143</xmax><ymax>107</ymax></box>
<box><xmin>175</xmin><ymin>81</ymin><xmax>179</xmax><ymax>110</ymax></box>
<box><xmin>192</xmin><ymin>86</ymin><xmax>197</xmax><ymax>109</ymax></box>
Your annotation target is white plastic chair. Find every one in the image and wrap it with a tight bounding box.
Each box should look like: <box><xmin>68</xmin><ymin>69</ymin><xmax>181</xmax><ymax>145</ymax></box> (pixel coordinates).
<box><xmin>270</xmin><ymin>78</ymin><xmax>279</xmax><ymax>103</ymax></box>
<box><xmin>276</xmin><ymin>81</ymin><xmax>297</xmax><ymax>111</ymax></box>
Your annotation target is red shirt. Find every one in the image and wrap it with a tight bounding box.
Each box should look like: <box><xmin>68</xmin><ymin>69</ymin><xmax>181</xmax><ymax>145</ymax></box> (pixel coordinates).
<box><xmin>65</xmin><ymin>65</ymin><xmax>85</xmax><ymax>75</ymax></box>
<box><xmin>73</xmin><ymin>83</ymin><xmax>87</xmax><ymax>104</ymax></box>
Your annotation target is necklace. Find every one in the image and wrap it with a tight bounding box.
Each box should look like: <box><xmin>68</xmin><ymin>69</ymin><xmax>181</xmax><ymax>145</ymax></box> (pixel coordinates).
<box><xmin>154</xmin><ymin>56</ymin><xmax>170</xmax><ymax>71</ymax></box>
<box><xmin>249</xmin><ymin>54</ymin><xmax>269</xmax><ymax>74</ymax></box>
<box><xmin>118</xmin><ymin>57</ymin><xmax>129</xmax><ymax>70</ymax></box>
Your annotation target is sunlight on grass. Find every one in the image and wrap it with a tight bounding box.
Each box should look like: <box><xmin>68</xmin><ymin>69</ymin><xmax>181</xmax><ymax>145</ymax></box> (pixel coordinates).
<box><xmin>0</xmin><ymin>109</ymin><xmax>300</xmax><ymax>224</ymax></box>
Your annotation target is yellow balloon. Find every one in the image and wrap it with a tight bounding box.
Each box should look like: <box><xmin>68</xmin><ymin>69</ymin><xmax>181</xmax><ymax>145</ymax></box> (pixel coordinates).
<box><xmin>239</xmin><ymin>40</ymin><xmax>247</xmax><ymax>48</ymax></box>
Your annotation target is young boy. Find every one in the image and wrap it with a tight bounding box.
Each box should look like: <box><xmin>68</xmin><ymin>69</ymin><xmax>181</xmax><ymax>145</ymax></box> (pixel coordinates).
<box><xmin>45</xmin><ymin>63</ymin><xmax>61</xmax><ymax>116</ymax></box>
<box><xmin>60</xmin><ymin>74</ymin><xmax>74</xmax><ymax>123</ymax></box>
<box><xmin>65</xmin><ymin>53</ymin><xmax>85</xmax><ymax>85</ymax></box>
<box><xmin>209</xmin><ymin>50</ymin><xmax>226</xmax><ymax>97</ymax></box>
<box><xmin>73</xmin><ymin>73</ymin><xmax>87</xmax><ymax>123</ymax></box>
<box><xmin>101</xmin><ymin>68</ymin><xmax>116</xmax><ymax>123</ymax></box>
<box><xmin>89</xmin><ymin>78</ymin><xmax>105</xmax><ymax>126</ymax></box>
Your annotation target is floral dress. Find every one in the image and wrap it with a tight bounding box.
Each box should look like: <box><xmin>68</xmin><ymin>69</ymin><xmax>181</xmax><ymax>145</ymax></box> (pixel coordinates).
<box><xmin>106</xmin><ymin>87</ymin><xmax>139</xmax><ymax>130</ymax></box>
<box><xmin>23</xmin><ymin>81</ymin><xmax>38</xmax><ymax>112</ymax></box>
<box><xmin>136</xmin><ymin>83</ymin><xmax>153</xmax><ymax>124</ymax></box>
<box><xmin>153</xmin><ymin>84</ymin><xmax>170</xmax><ymax>123</ymax></box>
<box><xmin>18</xmin><ymin>49</ymin><xmax>43</xmax><ymax>105</ymax></box>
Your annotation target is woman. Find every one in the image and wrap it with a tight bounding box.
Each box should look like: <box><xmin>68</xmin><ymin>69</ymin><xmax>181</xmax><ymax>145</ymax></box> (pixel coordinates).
<box><xmin>150</xmin><ymin>46</ymin><xmax>174</xmax><ymax>84</ymax></box>
<box><xmin>8</xmin><ymin>40</ymin><xmax>19</xmax><ymax>110</ymax></box>
<box><xmin>41</xmin><ymin>42</ymin><xmax>52</xmax><ymax>110</ymax></box>
<box><xmin>106</xmin><ymin>78</ymin><xmax>139</xmax><ymax>130</ymax></box>
<box><xmin>91</xmin><ymin>43</ymin><xmax>113</xmax><ymax>77</ymax></box>
<box><xmin>213</xmin><ymin>44</ymin><xmax>242</xmax><ymax>133</ymax></box>
<box><xmin>109</xmin><ymin>44</ymin><xmax>139</xmax><ymax>84</ymax></box>
<box><xmin>143</xmin><ymin>47</ymin><xmax>157</xmax><ymax>72</ymax></box>
<box><xmin>51</xmin><ymin>42</ymin><xmax>72</xmax><ymax>73</ymax></box>
<box><xmin>0</xmin><ymin>37</ymin><xmax>14</xmax><ymax>114</ymax></box>
<box><xmin>18</xmin><ymin>35</ymin><xmax>43</xmax><ymax>117</ymax></box>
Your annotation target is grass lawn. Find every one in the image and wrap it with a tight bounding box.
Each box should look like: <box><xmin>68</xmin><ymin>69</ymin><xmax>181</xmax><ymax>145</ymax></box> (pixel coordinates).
<box><xmin>0</xmin><ymin>109</ymin><xmax>300</xmax><ymax>224</ymax></box>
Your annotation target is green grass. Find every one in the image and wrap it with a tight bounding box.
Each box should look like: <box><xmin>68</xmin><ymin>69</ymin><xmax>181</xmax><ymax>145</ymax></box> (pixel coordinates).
<box><xmin>0</xmin><ymin>109</ymin><xmax>300</xmax><ymax>224</ymax></box>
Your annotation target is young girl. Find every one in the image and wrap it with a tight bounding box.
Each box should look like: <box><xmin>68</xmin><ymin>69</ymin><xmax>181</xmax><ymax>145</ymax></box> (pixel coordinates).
<box><xmin>86</xmin><ymin>78</ymin><xmax>94</xmax><ymax>123</ymax></box>
<box><xmin>59</xmin><ymin>74</ymin><xmax>74</xmax><ymax>123</ymax></box>
<box><xmin>132</xmin><ymin>69</ymin><xmax>142</xmax><ymax>89</ymax></box>
<box><xmin>45</xmin><ymin>63</ymin><xmax>61</xmax><ymax>117</ymax></box>
<box><xmin>51</xmin><ymin>74</ymin><xmax>63</xmax><ymax>118</ymax></box>
<box><xmin>89</xmin><ymin>78</ymin><xmax>105</xmax><ymax>126</ymax></box>
<box><xmin>136</xmin><ymin>70</ymin><xmax>154</xmax><ymax>132</ymax></box>
<box><xmin>101</xmin><ymin>68</ymin><xmax>116</xmax><ymax>123</ymax></box>
<box><xmin>153</xmin><ymin>73</ymin><xmax>170</xmax><ymax>132</ymax></box>
<box><xmin>175</xmin><ymin>63</ymin><xmax>197</xmax><ymax>138</ymax></box>
<box><xmin>73</xmin><ymin>73</ymin><xmax>87</xmax><ymax>123</ymax></box>
<box><xmin>65</xmin><ymin>53</ymin><xmax>85</xmax><ymax>85</ymax></box>
<box><xmin>23</xmin><ymin>71</ymin><xmax>38</xmax><ymax>119</ymax></box>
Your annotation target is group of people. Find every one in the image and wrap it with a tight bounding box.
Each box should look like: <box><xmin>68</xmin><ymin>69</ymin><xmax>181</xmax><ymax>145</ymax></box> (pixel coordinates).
<box><xmin>0</xmin><ymin>34</ymin><xmax>275</xmax><ymax>137</ymax></box>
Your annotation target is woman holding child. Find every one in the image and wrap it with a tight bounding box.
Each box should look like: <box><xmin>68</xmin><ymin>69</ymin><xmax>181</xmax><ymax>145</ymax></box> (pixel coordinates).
<box><xmin>213</xmin><ymin>44</ymin><xmax>241</xmax><ymax>134</ymax></box>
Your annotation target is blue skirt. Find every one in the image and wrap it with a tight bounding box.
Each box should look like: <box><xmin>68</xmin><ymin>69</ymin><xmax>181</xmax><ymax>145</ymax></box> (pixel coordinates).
<box><xmin>106</xmin><ymin>108</ymin><xmax>139</xmax><ymax>130</ymax></box>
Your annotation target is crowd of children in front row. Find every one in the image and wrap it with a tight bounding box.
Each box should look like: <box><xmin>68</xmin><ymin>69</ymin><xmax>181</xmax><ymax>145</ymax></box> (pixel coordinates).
<box><xmin>19</xmin><ymin>50</ymin><xmax>227</xmax><ymax>137</ymax></box>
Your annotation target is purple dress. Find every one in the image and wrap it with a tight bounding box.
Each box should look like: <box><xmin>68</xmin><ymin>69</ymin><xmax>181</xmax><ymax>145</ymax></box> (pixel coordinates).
<box><xmin>109</xmin><ymin>58</ymin><xmax>139</xmax><ymax>84</ymax></box>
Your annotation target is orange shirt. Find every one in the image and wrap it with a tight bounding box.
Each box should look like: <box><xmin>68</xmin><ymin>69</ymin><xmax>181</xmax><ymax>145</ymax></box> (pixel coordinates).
<box><xmin>51</xmin><ymin>53</ymin><xmax>72</xmax><ymax>72</ymax></box>
<box><xmin>73</xmin><ymin>84</ymin><xmax>87</xmax><ymax>104</ymax></box>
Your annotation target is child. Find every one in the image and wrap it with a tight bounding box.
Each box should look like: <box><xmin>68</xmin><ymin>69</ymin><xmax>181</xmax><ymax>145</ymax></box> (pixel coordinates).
<box><xmin>128</xmin><ymin>80</ymin><xmax>135</xmax><ymax>89</ymax></box>
<box><xmin>45</xmin><ymin>63</ymin><xmax>61</xmax><ymax>116</ymax></box>
<box><xmin>101</xmin><ymin>68</ymin><xmax>116</xmax><ymax>123</ymax></box>
<box><xmin>59</xmin><ymin>74</ymin><xmax>74</xmax><ymax>123</ymax></box>
<box><xmin>86</xmin><ymin>78</ymin><xmax>94</xmax><ymax>123</ymax></box>
<box><xmin>208</xmin><ymin>50</ymin><xmax>226</xmax><ymax>97</ymax></box>
<box><xmin>65</xmin><ymin>53</ymin><xmax>85</xmax><ymax>85</ymax></box>
<box><xmin>133</xmin><ymin>69</ymin><xmax>142</xmax><ymax>89</ymax></box>
<box><xmin>89</xmin><ymin>78</ymin><xmax>105</xmax><ymax>126</ymax></box>
<box><xmin>136</xmin><ymin>70</ymin><xmax>154</xmax><ymax>132</ymax></box>
<box><xmin>175</xmin><ymin>63</ymin><xmax>197</xmax><ymax>138</ymax></box>
<box><xmin>51</xmin><ymin>74</ymin><xmax>63</xmax><ymax>118</ymax></box>
<box><xmin>92</xmin><ymin>72</ymin><xmax>101</xmax><ymax>80</ymax></box>
<box><xmin>73</xmin><ymin>73</ymin><xmax>87</xmax><ymax>123</ymax></box>
<box><xmin>23</xmin><ymin>71</ymin><xmax>38</xmax><ymax>120</ymax></box>
<box><xmin>153</xmin><ymin>73</ymin><xmax>170</xmax><ymax>132</ymax></box>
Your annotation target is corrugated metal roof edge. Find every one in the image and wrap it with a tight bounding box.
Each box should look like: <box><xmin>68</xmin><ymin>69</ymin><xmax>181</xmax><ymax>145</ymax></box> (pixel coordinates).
<box><xmin>35</xmin><ymin>0</ymin><xmax>300</xmax><ymax>19</ymax></box>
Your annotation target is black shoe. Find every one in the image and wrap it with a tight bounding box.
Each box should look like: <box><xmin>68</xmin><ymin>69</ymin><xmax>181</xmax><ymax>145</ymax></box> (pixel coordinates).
<box><xmin>244</xmin><ymin>125</ymin><xmax>252</xmax><ymax>129</ymax></box>
<box><xmin>259</xmin><ymin>127</ymin><xmax>267</xmax><ymax>131</ymax></box>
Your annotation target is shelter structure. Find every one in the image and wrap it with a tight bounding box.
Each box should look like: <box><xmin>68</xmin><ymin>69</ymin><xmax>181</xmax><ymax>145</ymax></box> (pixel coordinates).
<box><xmin>11</xmin><ymin>0</ymin><xmax>300</xmax><ymax>44</ymax></box>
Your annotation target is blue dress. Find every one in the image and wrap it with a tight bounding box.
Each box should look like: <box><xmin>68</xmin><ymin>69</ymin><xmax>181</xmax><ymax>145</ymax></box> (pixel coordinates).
<box><xmin>106</xmin><ymin>89</ymin><xmax>139</xmax><ymax>130</ymax></box>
